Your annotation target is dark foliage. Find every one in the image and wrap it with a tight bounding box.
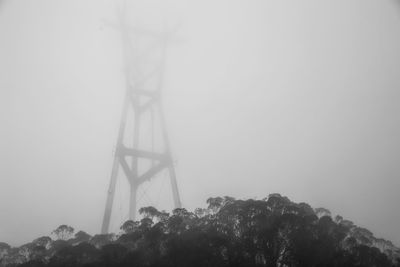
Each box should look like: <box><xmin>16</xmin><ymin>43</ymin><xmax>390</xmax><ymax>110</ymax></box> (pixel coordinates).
<box><xmin>2</xmin><ymin>194</ymin><xmax>400</xmax><ymax>267</ymax></box>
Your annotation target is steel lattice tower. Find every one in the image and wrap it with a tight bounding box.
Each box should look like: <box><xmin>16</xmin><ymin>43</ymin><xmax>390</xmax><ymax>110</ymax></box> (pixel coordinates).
<box><xmin>101</xmin><ymin>5</ymin><xmax>181</xmax><ymax>234</ymax></box>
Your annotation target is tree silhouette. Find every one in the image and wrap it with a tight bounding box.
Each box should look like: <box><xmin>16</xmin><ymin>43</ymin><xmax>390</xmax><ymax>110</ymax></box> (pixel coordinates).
<box><xmin>51</xmin><ymin>225</ymin><xmax>74</xmax><ymax>241</ymax></box>
<box><xmin>3</xmin><ymin>194</ymin><xmax>400</xmax><ymax>267</ymax></box>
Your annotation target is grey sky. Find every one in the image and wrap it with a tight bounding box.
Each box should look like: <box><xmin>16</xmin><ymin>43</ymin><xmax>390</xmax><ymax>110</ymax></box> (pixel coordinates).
<box><xmin>0</xmin><ymin>0</ymin><xmax>400</xmax><ymax>247</ymax></box>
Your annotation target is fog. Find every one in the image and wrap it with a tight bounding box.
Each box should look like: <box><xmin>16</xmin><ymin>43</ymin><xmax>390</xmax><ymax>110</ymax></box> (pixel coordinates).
<box><xmin>0</xmin><ymin>0</ymin><xmax>400</xmax><ymax>247</ymax></box>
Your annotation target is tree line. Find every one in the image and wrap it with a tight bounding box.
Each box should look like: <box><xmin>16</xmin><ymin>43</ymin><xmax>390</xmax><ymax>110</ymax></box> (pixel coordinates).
<box><xmin>1</xmin><ymin>194</ymin><xmax>399</xmax><ymax>267</ymax></box>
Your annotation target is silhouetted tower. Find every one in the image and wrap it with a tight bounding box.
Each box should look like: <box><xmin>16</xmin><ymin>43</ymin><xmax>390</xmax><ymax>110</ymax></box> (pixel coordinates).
<box><xmin>101</xmin><ymin>5</ymin><xmax>181</xmax><ymax>234</ymax></box>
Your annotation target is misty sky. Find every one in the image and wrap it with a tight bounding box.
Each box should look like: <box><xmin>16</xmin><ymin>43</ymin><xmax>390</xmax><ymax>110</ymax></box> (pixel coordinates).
<box><xmin>1</xmin><ymin>0</ymin><xmax>400</xmax><ymax>247</ymax></box>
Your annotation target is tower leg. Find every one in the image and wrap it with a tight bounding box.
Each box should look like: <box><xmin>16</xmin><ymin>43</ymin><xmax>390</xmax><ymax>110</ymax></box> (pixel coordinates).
<box><xmin>168</xmin><ymin>166</ymin><xmax>182</xmax><ymax>209</ymax></box>
<box><xmin>101</xmin><ymin>157</ymin><xmax>119</xmax><ymax>234</ymax></box>
<box><xmin>101</xmin><ymin>93</ymin><xmax>129</xmax><ymax>234</ymax></box>
<box><xmin>157</xmin><ymin>103</ymin><xmax>182</xmax><ymax>209</ymax></box>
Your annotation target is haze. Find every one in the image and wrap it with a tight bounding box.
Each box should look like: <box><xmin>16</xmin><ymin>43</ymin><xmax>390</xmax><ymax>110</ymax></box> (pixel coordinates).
<box><xmin>0</xmin><ymin>0</ymin><xmax>400</xmax><ymax>247</ymax></box>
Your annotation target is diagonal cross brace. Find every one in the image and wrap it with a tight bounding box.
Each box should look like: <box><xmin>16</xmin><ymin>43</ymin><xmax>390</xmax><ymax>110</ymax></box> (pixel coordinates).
<box><xmin>118</xmin><ymin>155</ymin><xmax>168</xmax><ymax>186</ymax></box>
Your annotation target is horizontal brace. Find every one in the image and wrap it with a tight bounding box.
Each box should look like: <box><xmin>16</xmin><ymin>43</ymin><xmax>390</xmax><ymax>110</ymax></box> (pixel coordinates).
<box><xmin>118</xmin><ymin>146</ymin><xmax>171</xmax><ymax>162</ymax></box>
<box><xmin>131</xmin><ymin>89</ymin><xmax>159</xmax><ymax>98</ymax></box>
<box><xmin>101</xmin><ymin>19</ymin><xmax>174</xmax><ymax>40</ymax></box>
